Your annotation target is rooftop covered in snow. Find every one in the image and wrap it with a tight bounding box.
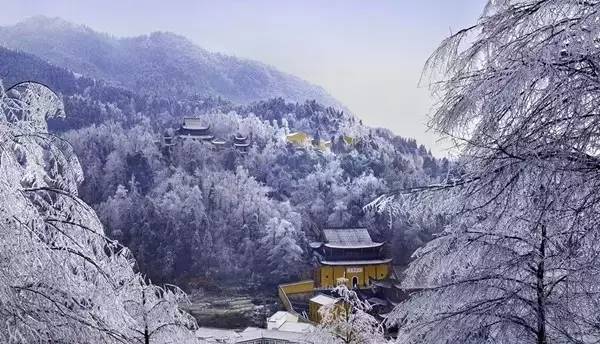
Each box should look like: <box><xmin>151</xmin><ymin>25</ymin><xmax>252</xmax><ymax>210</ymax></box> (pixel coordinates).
<box><xmin>310</xmin><ymin>294</ymin><xmax>337</xmax><ymax>306</ymax></box>
<box><xmin>322</xmin><ymin>227</ymin><xmax>384</xmax><ymax>249</ymax></box>
<box><xmin>181</xmin><ymin>117</ymin><xmax>210</xmax><ymax>130</ymax></box>
<box><xmin>319</xmin><ymin>258</ymin><xmax>393</xmax><ymax>266</ymax></box>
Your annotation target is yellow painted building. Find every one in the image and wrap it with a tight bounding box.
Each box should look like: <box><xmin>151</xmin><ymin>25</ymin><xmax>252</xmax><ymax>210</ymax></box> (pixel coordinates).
<box><xmin>308</xmin><ymin>294</ymin><xmax>339</xmax><ymax>323</ymax></box>
<box><xmin>286</xmin><ymin>132</ymin><xmax>310</xmax><ymax>146</ymax></box>
<box><xmin>286</xmin><ymin>132</ymin><xmax>333</xmax><ymax>152</ymax></box>
<box><xmin>342</xmin><ymin>135</ymin><xmax>355</xmax><ymax>145</ymax></box>
<box><xmin>316</xmin><ymin>263</ymin><xmax>390</xmax><ymax>289</ymax></box>
<box><xmin>311</xmin><ymin>228</ymin><xmax>392</xmax><ymax>289</ymax></box>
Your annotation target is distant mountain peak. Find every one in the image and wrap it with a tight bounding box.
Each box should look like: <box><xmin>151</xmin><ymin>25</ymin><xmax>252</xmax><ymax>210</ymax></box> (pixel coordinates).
<box><xmin>15</xmin><ymin>15</ymin><xmax>90</xmax><ymax>33</ymax></box>
<box><xmin>0</xmin><ymin>16</ymin><xmax>343</xmax><ymax>108</ymax></box>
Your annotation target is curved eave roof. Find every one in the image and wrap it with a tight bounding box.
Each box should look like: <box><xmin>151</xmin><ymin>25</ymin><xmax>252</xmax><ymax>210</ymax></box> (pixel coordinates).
<box><xmin>309</xmin><ymin>242</ymin><xmax>323</xmax><ymax>249</ymax></box>
<box><xmin>323</xmin><ymin>242</ymin><xmax>384</xmax><ymax>249</ymax></box>
<box><xmin>180</xmin><ymin>135</ymin><xmax>215</xmax><ymax>141</ymax></box>
<box><xmin>319</xmin><ymin>258</ymin><xmax>392</xmax><ymax>266</ymax></box>
<box><xmin>182</xmin><ymin>125</ymin><xmax>210</xmax><ymax>130</ymax></box>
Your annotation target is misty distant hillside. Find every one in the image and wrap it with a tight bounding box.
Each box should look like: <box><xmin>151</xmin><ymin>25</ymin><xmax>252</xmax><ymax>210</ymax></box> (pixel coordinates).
<box><xmin>0</xmin><ymin>16</ymin><xmax>340</xmax><ymax>106</ymax></box>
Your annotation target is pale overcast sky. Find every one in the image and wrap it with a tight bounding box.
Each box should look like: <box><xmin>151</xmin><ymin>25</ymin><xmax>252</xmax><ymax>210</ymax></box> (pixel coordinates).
<box><xmin>0</xmin><ymin>0</ymin><xmax>485</xmax><ymax>155</ymax></box>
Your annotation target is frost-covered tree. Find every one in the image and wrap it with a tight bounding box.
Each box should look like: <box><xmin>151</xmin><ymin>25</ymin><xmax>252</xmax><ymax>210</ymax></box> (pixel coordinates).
<box><xmin>126</xmin><ymin>282</ymin><xmax>198</xmax><ymax>344</ymax></box>
<box><xmin>259</xmin><ymin>217</ymin><xmax>305</xmax><ymax>281</ymax></box>
<box><xmin>311</xmin><ymin>285</ymin><xmax>389</xmax><ymax>344</ymax></box>
<box><xmin>373</xmin><ymin>1</ymin><xmax>600</xmax><ymax>343</ymax></box>
<box><xmin>0</xmin><ymin>81</ymin><xmax>198</xmax><ymax>343</ymax></box>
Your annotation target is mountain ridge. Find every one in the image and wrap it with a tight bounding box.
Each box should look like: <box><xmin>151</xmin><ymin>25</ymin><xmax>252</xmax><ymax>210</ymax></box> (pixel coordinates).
<box><xmin>0</xmin><ymin>16</ymin><xmax>341</xmax><ymax>107</ymax></box>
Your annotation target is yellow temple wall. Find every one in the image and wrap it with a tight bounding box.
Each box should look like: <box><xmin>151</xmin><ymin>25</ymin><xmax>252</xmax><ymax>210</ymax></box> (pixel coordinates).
<box><xmin>279</xmin><ymin>280</ymin><xmax>315</xmax><ymax>295</ymax></box>
<box><xmin>318</xmin><ymin>263</ymin><xmax>390</xmax><ymax>288</ymax></box>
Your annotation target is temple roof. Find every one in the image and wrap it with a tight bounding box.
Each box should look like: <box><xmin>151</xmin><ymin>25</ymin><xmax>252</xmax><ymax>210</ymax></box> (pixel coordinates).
<box><xmin>319</xmin><ymin>258</ymin><xmax>392</xmax><ymax>266</ymax></box>
<box><xmin>234</xmin><ymin>134</ymin><xmax>248</xmax><ymax>141</ymax></box>
<box><xmin>179</xmin><ymin>133</ymin><xmax>214</xmax><ymax>140</ymax></box>
<box><xmin>310</xmin><ymin>294</ymin><xmax>337</xmax><ymax>306</ymax></box>
<box><xmin>308</xmin><ymin>242</ymin><xmax>323</xmax><ymax>249</ymax></box>
<box><xmin>181</xmin><ymin>118</ymin><xmax>209</xmax><ymax>130</ymax></box>
<box><xmin>322</xmin><ymin>228</ymin><xmax>383</xmax><ymax>249</ymax></box>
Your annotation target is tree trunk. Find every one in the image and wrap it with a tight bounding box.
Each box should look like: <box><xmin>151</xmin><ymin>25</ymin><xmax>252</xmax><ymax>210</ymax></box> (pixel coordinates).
<box><xmin>144</xmin><ymin>327</ymin><xmax>150</xmax><ymax>344</ymax></box>
<box><xmin>536</xmin><ymin>224</ymin><xmax>547</xmax><ymax>344</ymax></box>
<box><xmin>143</xmin><ymin>288</ymin><xmax>150</xmax><ymax>344</ymax></box>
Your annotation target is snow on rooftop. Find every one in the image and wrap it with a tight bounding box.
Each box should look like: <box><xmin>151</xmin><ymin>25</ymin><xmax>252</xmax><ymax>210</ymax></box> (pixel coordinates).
<box><xmin>268</xmin><ymin>311</ymin><xmax>291</xmax><ymax>322</ymax></box>
<box><xmin>310</xmin><ymin>294</ymin><xmax>337</xmax><ymax>306</ymax></box>
<box><xmin>322</xmin><ymin>228</ymin><xmax>381</xmax><ymax>248</ymax></box>
<box><xmin>195</xmin><ymin>327</ymin><xmax>240</xmax><ymax>342</ymax></box>
<box><xmin>279</xmin><ymin>322</ymin><xmax>315</xmax><ymax>333</ymax></box>
<box><xmin>267</xmin><ymin>311</ymin><xmax>299</xmax><ymax>330</ymax></box>
<box><xmin>182</xmin><ymin>118</ymin><xmax>209</xmax><ymax>130</ymax></box>
<box><xmin>240</xmin><ymin>327</ymin><xmax>310</xmax><ymax>342</ymax></box>
<box><xmin>323</xmin><ymin>242</ymin><xmax>384</xmax><ymax>249</ymax></box>
<box><xmin>197</xmin><ymin>324</ymin><xmax>313</xmax><ymax>343</ymax></box>
<box><xmin>319</xmin><ymin>258</ymin><xmax>393</xmax><ymax>266</ymax></box>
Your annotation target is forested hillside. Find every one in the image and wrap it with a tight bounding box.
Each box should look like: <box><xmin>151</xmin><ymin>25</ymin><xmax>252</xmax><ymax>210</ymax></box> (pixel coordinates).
<box><xmin>0</xmin><ymin>29</ymin><xmax>448</xmax><ymax>289</ymax></box>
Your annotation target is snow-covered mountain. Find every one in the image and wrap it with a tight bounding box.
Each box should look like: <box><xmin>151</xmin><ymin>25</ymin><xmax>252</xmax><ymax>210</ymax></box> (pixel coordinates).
<box><xmin>0</xmin><ymin>16</ymin><xmax>340</xmax><ymax>106</ymax></box>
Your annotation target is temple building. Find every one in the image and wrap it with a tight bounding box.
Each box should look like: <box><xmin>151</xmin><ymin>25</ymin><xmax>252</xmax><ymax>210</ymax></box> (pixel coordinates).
<box><xmin>233</xmin><ymin>133</ymin><xmax>250</xmax><ymax>152</ymax></box>
<box><xmin>176</xmin><ymin>118</ymin><xmax>214</xmax><ymax>141</ymax></box>
<box><xmin>211</xmin><ymin>138</ymin><xmax>227</xmax><ymax>150</ymax></box>
<box><xmin>286</xmin><ymin>132</ymin><xmax>310</xmax><ymax>147</ymax></box>
<box><xmin>162</xmin><ymin>133</ymin><xmax>176</xmax><ymax>148</ymax></box>
<box><xmin>310</xmin><ymin>228</ymin><xmax>392</xmax><ymax>289</ymax></box>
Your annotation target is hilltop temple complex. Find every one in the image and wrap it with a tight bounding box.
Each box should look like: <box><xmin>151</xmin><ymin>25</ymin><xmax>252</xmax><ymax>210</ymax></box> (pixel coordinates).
<box><xmin>176</xmin><ymin>118</ymin><xmax>215</xmax><ymax>141</ymax></box>
<box><xmin>161</xmin><ymin>117</ymin><xmax>252</xmax><ymax>152</ymax></box>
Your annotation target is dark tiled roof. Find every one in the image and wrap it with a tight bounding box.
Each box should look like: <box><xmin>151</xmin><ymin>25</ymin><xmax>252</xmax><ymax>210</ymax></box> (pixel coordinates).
<box><xmin>182</xmin><ymin>118</ymin><xmax>209</xmax><ymax>130</ymax></box>
<box><xmin>319</xmin><ymin>258</ymin><xmax>392</xmax><ymax>266</ymax></box>
<box><xmin>176</xmin><ymin>127</ymin><xmax>212</xmax><ymax>137</ymax></box>
<box><xmin>323</xmin><ymin>228</ymin><xmax>376</xmax><ymax>247</ymax></box>
<box><xmin>234</xmin><ymin>134</ymin><xmax>248</xmax><ymax>141</ymax></box>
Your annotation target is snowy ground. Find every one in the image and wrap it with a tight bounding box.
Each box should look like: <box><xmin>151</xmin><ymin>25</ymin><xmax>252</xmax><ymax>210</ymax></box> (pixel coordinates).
<box><xmin>183</xmin><ymin>291</ymin><xmax>280</xmax><ymax>329</ymax></box>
